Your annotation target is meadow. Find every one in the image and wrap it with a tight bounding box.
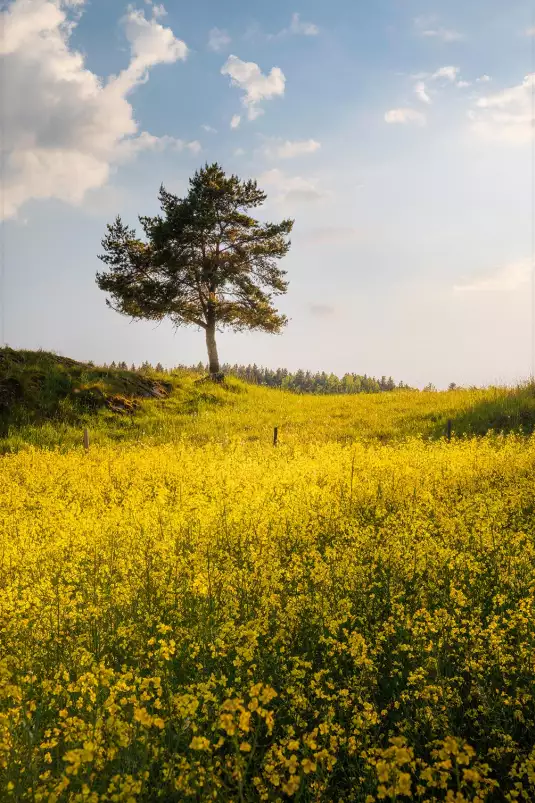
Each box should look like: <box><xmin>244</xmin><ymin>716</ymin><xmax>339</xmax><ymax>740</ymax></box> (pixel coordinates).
<box><xmin>2</xmin><ymin>351</ymin><xmax>535</xmax><ymax>801</ymax></box>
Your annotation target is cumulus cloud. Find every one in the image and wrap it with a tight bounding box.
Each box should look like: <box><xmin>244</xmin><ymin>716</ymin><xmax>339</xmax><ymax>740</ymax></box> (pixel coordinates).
<box><xmin>201</xmin><ymin>124</ymin><xmax>217</xmax><ymax>133</ymax></box>
<box><xmin>208</xmin><ymin>27</ymin><xmax>231</xmax><ymax>52</ymax></box>
<box><xmin>454</xmin><ymin>259</ymin><xmax>531</xmax><ymax>293</ymax></box>
<box><xmin>469</xmin><ymin>74</ymin><xmax>534</xmax><ymax>144</ymax></box>
<box><xmin>2</xmin><ymin>0</ymin><xmax>192</xmax><ymax>218</ymax></box>
<box><xmin>221</xmin><ymin>55</ymin><xmax>286</xmax><ymax>121</ymax></box>
<box><xmin>414</xmin><ymin>16</ymin><xmax>464</xmax><ymax>42</ymax></box>
<box><xmin>259</xmin><ymin>169</ymin><xmax>328</xmax><ymax>204</ymax></box>
<box><xmin>384</xmin><ymin>108</ymin><xmax>426</xmax><ymax>126</ymax></box>
<box><xmin>230</xmin><ymin>114</ymin><xmax>241</xmax><ymax>129</ymax></box>
<box><xmin>116</xmin><ymin>6</ymin><xmax>187</xmax><ymax>89</ymax></box>
<box><xmin>263</xmin><ymin>138</ymin><xmax>321</xmax><ymax>159</ymax></box>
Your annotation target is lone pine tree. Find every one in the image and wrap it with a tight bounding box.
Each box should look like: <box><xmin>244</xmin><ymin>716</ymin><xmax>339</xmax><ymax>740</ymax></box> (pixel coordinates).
<box><xmin>96</xmin><ymin>163</ymin><xmax>294</xmax><ymax>377</ymax></box>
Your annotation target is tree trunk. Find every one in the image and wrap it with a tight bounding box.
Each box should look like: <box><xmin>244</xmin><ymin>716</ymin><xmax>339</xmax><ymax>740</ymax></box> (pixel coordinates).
<box><xmin>205</xmin><ymin>320</ymin><xmax>220</xmax><ymax>376</ymax></box>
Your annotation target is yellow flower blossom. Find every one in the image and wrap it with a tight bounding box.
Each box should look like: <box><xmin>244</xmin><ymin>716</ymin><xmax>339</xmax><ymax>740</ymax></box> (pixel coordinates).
<box><xmin>0</xmin><ymin>415</ymin><xmax>533</xmax><ymax>800</ymax></box>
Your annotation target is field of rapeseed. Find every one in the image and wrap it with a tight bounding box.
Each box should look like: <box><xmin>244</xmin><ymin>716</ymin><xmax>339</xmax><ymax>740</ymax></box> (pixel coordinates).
<box><xmin>2</xmin><ymin>405</ymin><xmax>535</xmax><ymax>801</ymax></box>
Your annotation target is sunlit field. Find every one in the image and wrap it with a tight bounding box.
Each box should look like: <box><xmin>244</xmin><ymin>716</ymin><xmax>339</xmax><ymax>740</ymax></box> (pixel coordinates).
<box><xmin>3</xmin><ymin>360</ymin><xmax>535</xmax><ymax>800</ymax></box>
<box><xmin>3</xmin><ymin>355</ymin><xmax>535</xmax><ymax>454</ymax></box>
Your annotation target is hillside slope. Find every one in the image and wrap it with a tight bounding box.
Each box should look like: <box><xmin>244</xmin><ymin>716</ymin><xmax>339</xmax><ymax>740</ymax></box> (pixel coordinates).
<box><xmin>0</xmin><ymin>347</ymin><xmax>175</xmax><ymax>419</ymax></box>
<box><xmin>0</xmin><ymin>348</ymin><xmax>241</xmax><ymax>451</ymax></box>
<box><xmin>2</xmin><ymin>347</ymin><xmax>535</xmax><ymax>451</ymax></box>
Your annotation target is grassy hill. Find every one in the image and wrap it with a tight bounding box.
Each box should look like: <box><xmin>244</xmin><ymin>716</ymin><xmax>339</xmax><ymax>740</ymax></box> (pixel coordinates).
<box><xmin>1</xmin><ymin>346</ymin><xmax>535</xmax><ymax>452</ymax></box>
<box><xmin>0</xmin><ymin>347</ymin><xmax>242</xmax><ymax>451</ymax></box>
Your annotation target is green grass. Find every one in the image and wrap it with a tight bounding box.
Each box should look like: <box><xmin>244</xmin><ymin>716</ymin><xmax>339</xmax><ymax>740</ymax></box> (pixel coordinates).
<box><xmin>2</xmin><ymin>347</ymin><xmax>535</xmax><ymax>453</ymax></box>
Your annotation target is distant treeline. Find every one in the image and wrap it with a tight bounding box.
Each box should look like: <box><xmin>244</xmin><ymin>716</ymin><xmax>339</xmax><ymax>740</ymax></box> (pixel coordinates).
<box><xmin>218</xmin><ymin>365</ymin><xmax>410</xmax><ymax>394</ymax></box>
<box><xmin>102</xmin><ymin>360</ymin><xmax>414</xmax><ymax>394</ymax></box>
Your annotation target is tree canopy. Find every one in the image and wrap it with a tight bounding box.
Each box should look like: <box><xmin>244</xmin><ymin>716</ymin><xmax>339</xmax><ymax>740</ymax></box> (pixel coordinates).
<box><xmin>96</xmin><ymin>163</ymin><xmax>294</xmax><ymax>376</ymax></box>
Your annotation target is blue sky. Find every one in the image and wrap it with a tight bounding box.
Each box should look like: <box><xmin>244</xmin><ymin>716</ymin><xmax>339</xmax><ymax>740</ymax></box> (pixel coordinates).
<box><xmin>2</xmin><ymin>0</ymin><xmax>534</xmax><ymax>388</ymax></box>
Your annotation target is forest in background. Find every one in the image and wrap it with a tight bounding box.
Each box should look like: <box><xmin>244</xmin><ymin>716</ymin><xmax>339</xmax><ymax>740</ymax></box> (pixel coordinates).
<box><xmin>102</xmin><ymin>360</ymin><xmax>425</xmax><ymax>394</ymax></box>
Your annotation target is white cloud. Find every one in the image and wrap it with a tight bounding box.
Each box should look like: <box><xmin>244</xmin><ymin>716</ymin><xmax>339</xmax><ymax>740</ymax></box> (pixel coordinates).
<box><xmin>431</xmin><ymin>65</ymin><xmax>460</xmax><ymax>83</ymax></box>
<box><xmin>477</xmin><ymin>74</ymin><xmax>491</xmax><ymax>83</ymax></box>
<box><xmin>384</xmin><ymin>108</ymin><xmax>426</xmax><ymax>126</ymax></box>
<box><xmin>414</xmin><ymin>81</ymin><xmax>431</xmax><ymax>104</ymax></box>
<box><xmin>2</xmin><ymin>0</ymin><xmax>66</xmax><ymax>55</ymax></box>
<box><xmin>221</xmin><ymin>55</ymin><xmax>286</xmax><ymax>121</ymax></box>
<box><xmin>1</xmin><ymin>0</ymin><xmax>191</xmax><ymax>219</ymax></box>
<box><xmin>470</xmin><ymin>74</ymin><xmax>534</xmax><ymax>145</ymax></box>
<box><xmin>234</xmin><ymin>148</ymin><xmax>245</xmax><ymax>157</ymax></box>
<box><xmin>410</xmin><ymin>68</ymin><xmax>467</xmax><ymax>107</ymax></box>
<box><xmin>117</xmin><ymin>6</ymin><xmax>187</xmax><ymax>87</ymax></box>
<box><xmin>145</xmin><ymin>3</ymin><xmax>167</xmax><ymax>19</ymax></box>
<box><xmin>270</xmin><ymin>12</ymin><xmax>319</xmax><ymax>39</ymax></box>
<box><xmin>259</xmin><ymin>168</ymin><xmax>328</xmax><ymax>204</ymax></box>
<box><xmin>289</xmin><ymin>13</ymin><xmax>319</xmax><ymax>36</ymax></box>
<box><xmin>414</xmin><ymin>16</ymin><xmax>463</xmax><ymax>42</ymax></box>
<box><xmin>116</xmin><ymin>132</ymin><xmax>201</xmax><ymax>160</ymax></box>
<box><xmin>208</xmin><ymin>27</ymin><xmax>231</xmax><ymax>53</ymax></box>
<box><xmin>230</xmin><ymin>114</ymin><xmax>241</xmax><ymax>129</ymax></box>
<box><xmin>201</xmin><ymin>124</ymin><xmax>217</xmax><ymax>133</ymax></box>
<box><xmin>186</xmin><ymin>141</ymin><xmax>202</xmax><ymax>155</ymax></box>
<box><xmin>454</xmin><ymin>259</ymin><xmax>531</xmax><ymax>293</ymax></box>
<box><xmin>526</xmin><ymin>27</ymin><xmax>535</xmax><ymax>37</ymax></box>
<box><xmin>422</xmin><ymin>27</ymin><xmax>463</xmax><ymax>42</ymax></box>
<box><xmin>264</xmin><ymin>138</ymin><xmax>321</xmax><ymax>159</ymax></box>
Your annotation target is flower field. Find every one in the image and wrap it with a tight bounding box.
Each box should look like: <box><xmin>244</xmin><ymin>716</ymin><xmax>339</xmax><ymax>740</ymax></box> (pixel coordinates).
<box><xmin>2</xmin><ymin>417</ymin><xmax>535</xmax><ymax>801</ymax></box>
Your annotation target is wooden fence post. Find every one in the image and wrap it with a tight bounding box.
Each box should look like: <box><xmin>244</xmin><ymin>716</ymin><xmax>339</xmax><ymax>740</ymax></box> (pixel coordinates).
<box><xmin>273</xmin><ymin>426</ymin><xmax>278</xmax><ymax>447</ymax></box>
<box><xmin>83</xmin><ymin>428</ymin><xmax>89</xmax><ymax>451</ymax></box>
<box><xmin>446</xmin><ymin>419</ymin><xmax>452</xmax><ymax>442</ymax></box>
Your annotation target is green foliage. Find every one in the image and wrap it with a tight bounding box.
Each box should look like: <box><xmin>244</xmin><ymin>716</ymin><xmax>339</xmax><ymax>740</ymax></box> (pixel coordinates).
<box><xmin>96</xmin><ymin>164</ymin><xmax>294</xmax><ymax>373</ymax></box>
<box><xmin>0</xmin><ymin>347</ymin><xmax>174</xmax><ymax>435</ymax></box>
<box><xmin>217</xmin><ymin>364</ymin><xmax>403</xmax><ymax>394</ymax></box>
<box><xmin>117</xmin><ymin>361</ymin><xmax>407</xmax><ymax>394</ymax></box>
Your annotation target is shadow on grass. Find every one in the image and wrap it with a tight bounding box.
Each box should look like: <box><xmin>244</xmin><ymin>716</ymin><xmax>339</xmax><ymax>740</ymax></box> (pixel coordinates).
<box><xmin>432</xmin><ymin>384</ymin><xmax>535</xmax><ymax>439</ymax></box>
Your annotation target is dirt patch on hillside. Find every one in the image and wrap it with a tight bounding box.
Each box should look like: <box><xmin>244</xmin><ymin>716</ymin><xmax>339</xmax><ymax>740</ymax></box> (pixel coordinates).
<box><xmin>0</xmin><ymin>347</ymin><xmax>174</xmax><ymax>422</ymax></box>
<box><xmin>72</xmin><ymin>377</ymin><xmax>172</xmax><ymax>414</ymax></box>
